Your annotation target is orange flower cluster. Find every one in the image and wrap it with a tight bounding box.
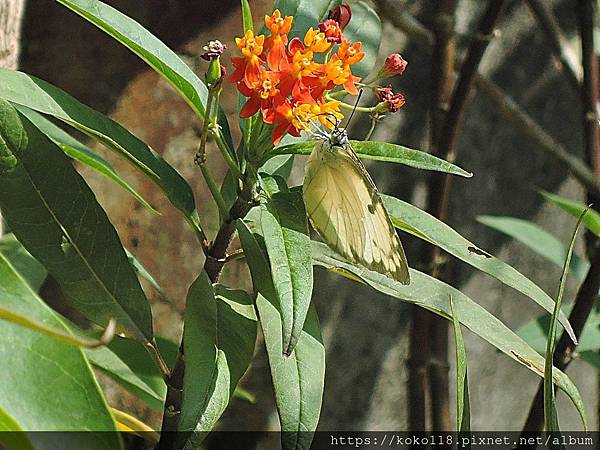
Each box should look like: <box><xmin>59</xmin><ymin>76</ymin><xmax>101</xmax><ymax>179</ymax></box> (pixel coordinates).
<box><xmin>229</xmin><ymin>9</ymin><xmax>365</xmax><ymax>144</ymax></box>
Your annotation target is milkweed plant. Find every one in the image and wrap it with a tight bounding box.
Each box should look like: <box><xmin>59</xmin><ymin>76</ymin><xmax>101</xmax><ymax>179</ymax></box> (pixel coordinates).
<box><xmin>0</xmin><ymin>0</ymin><xmax>589</xmax><ymax>449</ymax></box>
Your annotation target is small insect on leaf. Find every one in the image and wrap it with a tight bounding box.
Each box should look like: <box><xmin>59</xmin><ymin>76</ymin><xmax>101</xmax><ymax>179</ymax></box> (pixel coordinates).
<box><xmin>467</xmin><ymin>246</ymin><xmax>492</xmax><ymax>258</ymax></box>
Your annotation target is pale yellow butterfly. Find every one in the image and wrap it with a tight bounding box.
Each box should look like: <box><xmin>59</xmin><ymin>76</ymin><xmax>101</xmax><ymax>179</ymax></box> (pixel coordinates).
<box><xmin>302</xmin><ymin>125</ymin><xmax>410</xmax><ymax>284</ymax></box>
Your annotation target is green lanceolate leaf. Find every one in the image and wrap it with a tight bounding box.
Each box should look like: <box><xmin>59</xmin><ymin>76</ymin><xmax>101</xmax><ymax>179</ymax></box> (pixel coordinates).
<box><xmin>241</xmin><ymin>0</ymin><xmax>253</xmax><ymax>32</ymax></box>
<box><xmin>178</xmin><ymin>273</ymin><xmax>257</xmax><ymax>449</ymax></box>
<box><xmin>0</xmin><ymin>69</ymin><xmax>197</xmax><ymax>221</ymax></box>
<box><xmin>0</xmin><ymin>99</ymin><xmax>153</xmax><ymax>341</ymax></box>
<box><xmin>341</xmin><ymin>1</ymin><xmax>382</xmax><ymax>78</ymax></box>
<box><xmin>450</xmin><ymin>295</ymin><xmax>470</xmax><ymax>434</ymax></box>
<box><xmin>260</xmin><ymin>189</ymin><xmax>313</xmax><ymax>355</ymax></box>
<box><xmin>542</xmin><ymin>191</ymin><xmax>600</xmax><ymax>238</ymax></box>
<box><xmin>55</xmin><ymin>0</ymin><xmax>234</xmax><ymax>149</ymax></box>
<box><xmin>17</xmin><ymin>106</ymin><xmax>158</xmax><ymax>215</ymax></box>
<box><xmin>0</xmin><ymin>253</ymin><xmax>122</xmax><ymax>449</ymax></box>
<box><xmin>311</xmin><ymin>242</ymin><xmax>587</xmax><ymax>429</ymax></box>
<box><xmin>238</xmin><ymin>221</ymin><xmax>325</xmax><ymax>450</ymax></box>
<box><xmin>271</xmin><ymin>140</ymin><xmax>473</xmax><ymax>177</ymax></box>
<box><xmin>477</xmin><ymin>216</ymin><xmax>589</xmax><ymax>280</ymax></box>
<box><xmin>381</xmin><ymin>194</ymin><xmax>577</xmax><ymax>344</ymax></box>
<box><xmin>0</xmin><ymin>234</ymin><xmax>46</xmax><ymax>291</ymax></box>
<box><xmin>544</xmin><ymin>211</ymin><xmax>587</xmax><ymax>436</ymax></box>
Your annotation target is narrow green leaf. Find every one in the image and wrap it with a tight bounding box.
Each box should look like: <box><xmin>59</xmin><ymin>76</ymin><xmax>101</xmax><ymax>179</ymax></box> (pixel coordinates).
<box><xmin>0</xmin><ymin>233</ymin><xmax>46</xmax><ymax>291</ymax></box>
<box><xmin>477</xmin><ymin>216</ymin><xmax>589</xmax><ymax>280</ymax></box>
<box><xmin>55</xmin><ymin>0</ymin><xmax>234</xmax><ymax>149</ymax></box>
<box><xmin>125</xmin><ymin>249</ymin><xmax>165</xmax><ymax>297</ymax></box>
<box><xmin>241</xmin><ymin>0</ymin><xmax>253</xmax><ymax>32</ymax></box>
<box><xmin>542</xmin><ymin>191</ymin><xmax>600</xmax><ymax>237</ymax></box>
<box><xmin>0</xmin><ymin>99</ymin><xmax>153</xmax><ymax>341</ymax></box>
<box><xmin>18</xmin><ymin>106</ymin><xmax>159</xmax><ymax>215</ymax></box>
<box><xmin>271</xmin><ymin>140</ymin><xmax>473</xmax><ymax>177</ymax></box>
<box><xmin>341</xmin><ymin>1</ymin><xmax>382</xmax><ymax>78</ymax></box>
<box><xmin>238</xmin><ymin>221</ymin><xmax>325</xmax><ymax>450</ymax></box>
<box><xmin>545</xmin><ymin>210</ymin><xmax>587</xmax><ymax>436</ymax></box>
<box><xmin>450</xmin><ymin>295</ymin><xmax>470</xmax><ymax>434</ymax></box>
<box><xmin>178</xmin><ymin>274</ymin><xmax>257</xmax><ymax>448</ymax></box>
<box><xmin>0</xmin><ymin>253</ymin><xmax>122</xmax><ymax>448</ymax></box>
<box><xmin>382</xmin><ymin>195</ymin><xmax>577</xmax><ymax>344</ymax></box>
<box><xmin>260</xmin><ymin>189</ymin><xmax>313</xmax><ymax>355</ymax></box>
<box><xmin>311</xmin><ymin>242</ymin><xmax>587</xmax><ymax>429</ymax></box>
<box><xmin>0</xmin><ymin>69</ymin><xmax>197</xmax><ymax>220</ymax></box>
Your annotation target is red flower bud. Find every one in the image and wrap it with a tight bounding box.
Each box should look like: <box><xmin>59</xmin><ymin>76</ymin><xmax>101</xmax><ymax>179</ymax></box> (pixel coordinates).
<box><xmin>319</xmin><ymin>19</ymin><xmax>343</xmax><ymax>44</ymax></box>
<box><xmin>378</xmin><ymin>53</ymin><xmax>408</xmax><ymax>78</ymax></box>
<box><xmin>328</xmin><ymin>4</ymin><xmax>352</xmax><ymax>31</ymax></box>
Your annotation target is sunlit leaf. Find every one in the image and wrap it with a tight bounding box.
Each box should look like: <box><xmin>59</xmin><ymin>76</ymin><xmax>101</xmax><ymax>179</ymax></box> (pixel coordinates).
<box><xmin>238</xmin><ymin>221</ymin><xmax>324</xmax><ymax>450</ymax></box>
<box><xmin>271</xmin><ymin>140</ymin><xmax>473</xmax><ymax>177</ymax></box>
<box><xmin>259</xmin><ymin>188</ymin><xmax>313</xmax><ymax>355</ymax></box>
<box><xmin>178</xmin><ymin>274</ymin><xmax>257</xmax><ymax>448</ymax></box>
<box><xmin>478</xmin><ymin>215</ymin><xmax>589</xmax><ymax>280</ymax></box>
<box><xmin>382</xmin><ymin>195</ymin><xmax>577</xmax><ymax>344</ymax></box>
<box><xmin>0</xmin><ymin>253</ymin><xmax>122</xmax><ymax>448</ymax></box>
<box><xmin>312</xmin><ymin>241</ymin><xmax>587</xmax><ymax>429</ymax></box>
<box><xmin>18</xmin><ymin>106</ymin><xmax>158</xmax><ymax>215</ymax></box>
<box><xmin>0</xmin><ymin>99</ymin><xmax>153</xmax><ymax>341</ymax></box>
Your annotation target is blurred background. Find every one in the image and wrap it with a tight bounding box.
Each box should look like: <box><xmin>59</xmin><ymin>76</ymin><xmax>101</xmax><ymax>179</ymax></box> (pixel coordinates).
<box><xmin>5</xmin><ymin>0</ymin><xmax>597</xmax><ymax>436</ymax></box>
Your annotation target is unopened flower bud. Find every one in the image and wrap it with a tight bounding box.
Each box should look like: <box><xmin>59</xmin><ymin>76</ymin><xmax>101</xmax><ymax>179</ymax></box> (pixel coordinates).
<box><xmin>201</xmin><ymin>40</ymin><xmax>226</xmax><ymax>61</ymax></box>
<box><xmin>328</xmin><ymin>4</ymin><xmax>352</xmax><ymax>31</ymax></box>
<box><xmin>202</xmin><ymin>40</ymin><xmax>226</xmax><ymax>86</ymax></box>
<box><xmin>377</xmin><ymin>53</ymin><xmax>408</xmax><ymax>79</ymax></box>
<box><xmin>319</xmin><ymin>19</ymin><xmax>343</xmax><ymax>43</ymax></box>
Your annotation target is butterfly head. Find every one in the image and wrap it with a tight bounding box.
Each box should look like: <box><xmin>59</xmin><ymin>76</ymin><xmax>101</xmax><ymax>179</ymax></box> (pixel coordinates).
<box><xmin>329</xmin><ymin>125</ymin><xmax>349</xmax><ymax>147</ymax></box>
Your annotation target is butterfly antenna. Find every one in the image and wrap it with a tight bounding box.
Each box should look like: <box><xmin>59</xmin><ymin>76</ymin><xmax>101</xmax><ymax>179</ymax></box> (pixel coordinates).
<box><xmin>344</xmin><ymin>89</ymin><xmax>363</xmax><ymax>130</ymax></box>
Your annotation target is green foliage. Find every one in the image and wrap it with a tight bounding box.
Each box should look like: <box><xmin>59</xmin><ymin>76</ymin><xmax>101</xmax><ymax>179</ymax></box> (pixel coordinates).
<box><xmin>450</xmin><ymin>296</ymin><xmax>470</xmax><ymax>434</ymax></box>
<box><xmin>238</xmin><ymin>221</ymin><xmax>325</xmax><ymax>450</ymax></box>
<box><xmin>544</xmin><ymin>210</ymin><xmax>587</xmax><ymax>436</ymax></box>
<box><xmin>311</xmin><ymin>241</ymin><xmax>587</xmax><ymax>427</ymax></box>
<box><xmin>272</xmin><ymin>140</ymin><xmax>473</xmax><ymax>177</ymax></box>
<box><xmin>0</xmin><ymin>99</ymin><xmax>153</xmax><ymax>341</ymax></box>
<box><xmin>178</xmin><ymin>274</ymin><xmax>257</xmax><ymax>448</ymax></box>
<box><xmin>383</xmin><ymin>195</ymin><xmax>577</xmax><ymax>342</ymax></box>
<box><xmin>0</xmin><ymin>253</ymin><xmax>121</xmax><ymax>448</ymax></box>
<box><xmin>17</xmin><ymin>106</ymin><xmax>158</xmax><ymax>215</ymax></box>
<box><xmin>259</xmin><ymin>183</ymin><xmax>313</xmax><ymax>355</ymax></box>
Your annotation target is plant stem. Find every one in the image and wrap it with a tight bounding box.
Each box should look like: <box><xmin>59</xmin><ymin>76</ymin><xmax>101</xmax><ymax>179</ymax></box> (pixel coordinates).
<box><xmin>157</xmin><ymin>179</ymin><xmax>256</xmax><ymax>449</ymax></box>
<box><xmin>577</xmin><ymin>0</ymin><xmax>600</xmax><ymax>205</ymax></box>
<box><xmin>519</xmin><ymin>0</ymin><xmax>600</xmax><ymax>438</ymax></box>
<box><xmin>524</xmin><ymin>0</ymin><xmax>582</xmax><ymax>92</ymax></box>
<box><xmin>518</xmin><ymin>243</ymin><xmax>600</xmax><ymax>437</ymax></box>
<box><xmin>365</xmin><ymin>117</ymin><xmax>377</xmax><ymax>140</ymax></box>
<box><xmin>376</xmin><ymin>2</ymin><xmax>600</xmax><ymax>198</ymax></box>
<box><xmin>409</xmin><ymin>0</ymin><xmax>457</xmax><ymax>433</ymax></box>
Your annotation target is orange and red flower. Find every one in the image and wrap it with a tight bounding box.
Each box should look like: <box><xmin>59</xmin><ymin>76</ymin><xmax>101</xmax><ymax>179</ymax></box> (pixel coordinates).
<box><xmin>229</xmin><ymin>5</ymin><xmax>364</xmax><ymax>144</ymax></box>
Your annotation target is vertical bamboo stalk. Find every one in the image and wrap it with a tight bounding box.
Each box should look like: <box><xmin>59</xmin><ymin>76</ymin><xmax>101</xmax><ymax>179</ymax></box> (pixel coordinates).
<box><xmin>409</xmin><ymin>0</ymin><xmax>457</xmax><ymax>433</ymax></box>
<box><xmin>519</xmin><ymin>0</ymin><xmax>600</xmax><ymax>439</ymax></box>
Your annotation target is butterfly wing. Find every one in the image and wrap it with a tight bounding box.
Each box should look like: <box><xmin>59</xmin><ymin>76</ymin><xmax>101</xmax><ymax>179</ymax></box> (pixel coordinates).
<box><xmin>303</xmin><ymin>140</ymin><xmax>410</xmax><ymax>284</ymax></box>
